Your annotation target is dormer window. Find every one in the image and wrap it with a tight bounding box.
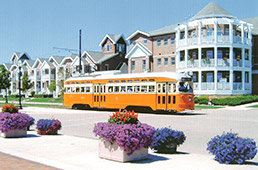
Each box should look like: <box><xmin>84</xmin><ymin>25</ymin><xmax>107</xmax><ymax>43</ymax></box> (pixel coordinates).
<box><xmin>106</xmin><ymin>45</ymin><xmax>110</xmax><ymax>52</ymax></box>
<box><xmin>107</xmin><ymin>39</ymin><xmax>110</xmax><ymax>43</ymax></box>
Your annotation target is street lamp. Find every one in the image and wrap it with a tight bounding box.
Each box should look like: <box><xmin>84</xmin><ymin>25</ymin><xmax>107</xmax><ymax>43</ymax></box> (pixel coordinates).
<box><xmin>18</xmin><ymin>61</ymin><xmax>23</xmax><ymax>109</ymax></box>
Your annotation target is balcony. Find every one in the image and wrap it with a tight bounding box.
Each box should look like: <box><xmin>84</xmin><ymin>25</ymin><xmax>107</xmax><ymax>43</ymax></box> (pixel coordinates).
<box><xmin>217</xmin><ymin>82</ymin><xmax>230</xmax><ymax>90</ymax></box>
<box><xmin>233</xmin><ymin>83</ymin><xmax>242</xmax><ymax>90</ymax></box>
<box><xmin>41</xmin><ymin>74</ymin><xmax>55</xmax><ymax>80</ymax></box>
<box><xmin>233</xmin><ymin>59</ymin><xmax>242</xmax><ymax>67</ymax></box>
<box><xmin>179</xmin><ymin>61</ymin><xmax>185</xmax><ymax>68</ymax></box>
<box><xmin>233</xmin><ymin>36</ymin><xmax>242</xmax><ymax>44</ymax></box>
<box><xmin>244</xmin><ymin>60</ymin><xmax>250</xmax><ymax>67</ymax></box>
<box><xmin>201</xmin><ymin>36</ymin><xmax>214</xmax><ymax>44</ymax></box>
<box><xmin>217</xmin><ymin>59</ymin><xmax>230</xmax><ymax>67</ymax></box>
<box><xmin>217</xmin><ymin>35</ymin><xmax>230</xmax><ymax>43</ymax></box>
<box><xmin>201</xmin><ymin>59</ymin><xmax>215</xmax><ymax>67</ymax></box>
<box><xmin>193</xmin><ymin>83</ymin><xmax>199</xmax><ymax>90</ymax></box>
<box><xmin>187</xmin><ymin>60</ymin><xmax>199</xmax><ymax>68</ymax></box>
<box><xmin>188</xmin><ymin>37</ymin><xmax>198</xmax><ymax>45</ymax></box>
<box><xmin>201</xmin><ymin>82</ymin><xmax>215</xmax><ymax>90</ymax></box>
<box><xmin>245</xmin><ymin>83</ymin><xmax>251</xmax><ymax>90</ymax></box>
<box><xmin>178</xmin><ymin>39</ymin><xmax>186</xmax><ymax>46</ymax></box>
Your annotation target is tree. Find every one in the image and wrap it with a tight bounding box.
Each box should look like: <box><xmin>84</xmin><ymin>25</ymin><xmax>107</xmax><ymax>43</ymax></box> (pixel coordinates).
<box><xmin>48</xmin><ymin>81</ymin><xmax>56</xmax><ymax>95</ymax></box>
<box><xmin>22</xmin><ymin>71</ymin><xmax>33</xmax><ymax>96</ymax></box>
<box><xmin>0</xmin><ymin>65</ymin><xmax>11</xmax><ymax>103</ymax></box>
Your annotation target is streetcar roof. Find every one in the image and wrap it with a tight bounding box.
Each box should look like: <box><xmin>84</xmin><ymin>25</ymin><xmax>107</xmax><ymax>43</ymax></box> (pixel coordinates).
<box><xmin>65</xmin><ymin>72</ymin><xmax>190</xmax><ymax>82</ymax></box>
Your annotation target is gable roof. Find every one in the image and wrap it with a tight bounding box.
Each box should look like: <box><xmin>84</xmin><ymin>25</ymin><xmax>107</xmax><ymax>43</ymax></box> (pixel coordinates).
<box><xmin>49</xmin><ymin>56</ymin><xmax>65</xmax><ymax>65</ymax></box>
<box><xmin>23</xmin><ymin>60</ymin><xmax>35</xmax><ymax>68</ymax></box>
<box><xmin>191</xmin><ymin>2</ymin><xmax>235</xmax><ymax>20</ymax></box>
<box><xmin>32</xmin><ymin>58</ymin><xmax>48</xmax><ymax>68</ymax></box>
<box><xmin>242</xmin><ymin>17</ymin><xmax>258</xmax><ymax>35</ymax></box>
<box><xmin>99</xmin><ymin>34</ymin><xmax>127</xmax><ymax>46</ymax></box>
<box><xmin>125</xmin><ymin>42</ymin><xmax>152</xmax><ymax>59</ymax></box>
<box><xmin>3</xmin><ymin>63</ymin><xmax>12</xmax><ymax>70</ymax></box>
<box><xmin>97</xmin><ymin>53</ymin><xmax>119</xmax><ymax>63</ymax></box>
<box><xmin>127</xmin><ymin>30</ymin><xmax>150</xmax><ymax>40</ymax></box>
<box><xmin>85</xmin><ymin>51</ymin><xmax>104</xmax><ymax>63</ymax></box>
<box><xmin>41</xmin><ymin>60</ymin><xmax>55</xmax><ymax>69</ymax></box>
<box><xmin>149</xmin><ymin>24</ymin><xmax>178</xmax><ymax>36</ymax></box>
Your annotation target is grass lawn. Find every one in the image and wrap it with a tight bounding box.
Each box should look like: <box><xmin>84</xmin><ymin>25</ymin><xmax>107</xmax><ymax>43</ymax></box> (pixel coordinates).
<box><xmin>195</xmin><ymin>105</ymin><xmax>224</xmax><ymax>109</ymax></box>
<box><xmin>0</xmin><ymin>103</ymin><xmax>69</xmax><ymax>109</ymax></box>
<box><xmin>249</xmin><ymin>105</ymin><xmax>258</xmax><ymax>108</ymax></box>
<box><xmin>27</xmin><ymin>98</ymin><xmax>63</xmax><ymax>103</ymax></box>
<box><xmin>0</xmin><ymin>97</ymin><xmax>23</xmax><ymax>102</ymax></box>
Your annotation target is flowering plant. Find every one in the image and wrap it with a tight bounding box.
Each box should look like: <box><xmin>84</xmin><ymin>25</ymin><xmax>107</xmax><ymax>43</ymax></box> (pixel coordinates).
<box><xmin>108</xmin><ymin>111</ymin><xmax>138</xmax><ymax>124</ymax></box>
<box><xmin>189</xmin><ymin>57</ymin><xmax>194</xmax><ymax>62</ymax></box>
<box><xmin>205</xmin><ymin>57</ymin><xmax>210</xmax><ymax>61</ymax></box>
<box><xmin>151</xmin><ymin>127</ymin><xmax>186</xmax><ymax>151</ymax></box>
<box><xmin>0</xmin><ymin>112</ymin><xmax>30</xmax><ymax>133</ymax></box>
<box><xmin>223</xmin><ymin>57</ymin><xmax>228</xmax><ymax>61</ymax></box>
<box><xmin>207</xmin><ymin>132</ymin><xmax>257</xmax><ymax>164</ymax></box>
<box><xmin>36</xmin><ymin>119</ymin><xmax>62</xmax><ymax>135</ymax></box>
<box><xmin>93</xmin><ymin>122</ymin><xmax>155</xmax><ymax>155</ymax></box>
<box><xmin>2</xmin><ymin>104</ymin><xmax>19</xmax><ymax>113</ymax></box>
<box><xmin>236</xmin><ymin>57</ymin><xmax>241</xmax><ymax>61</ymax></box>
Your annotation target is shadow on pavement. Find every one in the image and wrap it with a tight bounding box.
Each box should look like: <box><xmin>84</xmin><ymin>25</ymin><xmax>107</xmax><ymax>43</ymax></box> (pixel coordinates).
<box><xmin>131</xmin><ymin>154</ymin><xmax>169</xmax><ymax>164</ymax></box>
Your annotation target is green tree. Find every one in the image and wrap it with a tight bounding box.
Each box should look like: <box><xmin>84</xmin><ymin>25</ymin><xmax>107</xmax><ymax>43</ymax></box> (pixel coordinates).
<box><xmin>22</xmin><ymin>71</ymin><xmax>33</xmax><ymax>96</ymax></box>
<box><xmin>0</xmin><ymin>65</ymin><xmax>11</xmax><ymax>103</ymax></box>
<box><xmin>48</xmin><ymin>81</ymin><xmax>56</xmax><ymax>94</ymax></box>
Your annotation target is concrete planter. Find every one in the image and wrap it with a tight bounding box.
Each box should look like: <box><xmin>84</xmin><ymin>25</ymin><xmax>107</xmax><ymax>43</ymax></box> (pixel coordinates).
<box><xmin>98</xmin><ymin>139</ymin><xmax>148</xmax><ymax>162</ymax></box>
<box><xmin>156</xmin><ymin>143</ymin><xmax>178</xmax><ymax>153</ymax></box>
<box><xmin>1</xmin><ymin>129</ymin><xmax>27</xmax><ymax>138</ymax></box>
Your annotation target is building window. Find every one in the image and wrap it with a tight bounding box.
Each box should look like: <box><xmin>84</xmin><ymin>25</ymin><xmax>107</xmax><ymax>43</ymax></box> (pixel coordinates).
<box><xmin>245</xmin><ymin>72</ymin><xmax>249</xmax><ymax>83</ymax></box>
<box><xmin>171</xmin><ymin>57</ymin><xmax>175</xmax><ymax>65</ymax></box>
<box><xmin>193</xmin><ymin>52</ymin><xmax>197</xmax><ymax>59</ymax></box>
<box><xmin>225</xmin><ymin>28</ymin><xmax>229</xmax><ymax>36</ymax></box>
<box><xmin>207</xmin><ymin>50</ymin><xmax>213</xmax><ymax>59</ymax></box>
<box><xmin>164</xmin><ymin>58</ymin><xmax>168</xmax><ymax>66</ymax></box>
<box><xmin>142</xmin><ymin>60</ymin><xmax>146</xmax><ymax>70</ymax></box>
<box><xmin>193</xmin><ymin>72</ymin><xmax>198</xmax><ymax>82</ymax></box>
<box><xmin>106</xmin><ymin>45</ymin><xmax>110</xmax><ymax>52</ymax></box>
<box><xmin>164</xmin><ymin>38</ymin><xmax>168</xmax><ymax>46</ymax></box>
<box><xmin>217</xmin><ymin>28</ymin><xmax>222</xmax><ymax>36</ymax></box>
<box><xmin>132</xmin><ymin>41</ymin><xmax>136</xmax><ymax>45</ymax></box>
<box><xmin>171</xmin><ymin>36</ymin><xmax>175</xmax><ymax>45</ymax></box>
<box><xmin>217</xmin><ymin>50</ymin><xmax>223</xmax><ymax>59</ymax></box>
<box><xmin>192</xmin><ymin>31</ymin><xmax>196</xmax><ymax>38</ymax></box>
<box><xmin>157</xmin><ymin>58</ymin><xmax>161</xmax><ymax>67</ymax></box>
<box><xmin>131</xmin><ymin>61</ymin><xmax>135</xmax><ymax>71</ymax></box>
<box><xmin>144</xmin><ymin>40</ymin><xmax>147</xmax><ymax>45</ymax></box>
<box><xmin>207</xmin><ymin>73</ymin><xmax>214</xmax><ymax>82</ymax></box>
<box><xmin>157</xmin><ymin>39</ymin><xmax>161</xmax><ymax>46</ymax></box>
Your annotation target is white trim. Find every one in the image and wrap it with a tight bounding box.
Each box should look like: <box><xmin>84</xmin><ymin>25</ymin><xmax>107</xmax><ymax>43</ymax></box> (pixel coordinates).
<box><xmin>125</xmin><ymin>42</ymin><xmax>152</xmax><ymax>59</ymax></box>
<box><xmin>126</xmin><ymin>30</ymin><xmax>150</xmax><ymax>40</ymax></box>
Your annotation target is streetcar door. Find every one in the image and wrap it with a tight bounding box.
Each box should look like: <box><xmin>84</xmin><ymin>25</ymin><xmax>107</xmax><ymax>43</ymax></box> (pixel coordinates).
<box><xmin>156</xmin><ymin>82</ymin><xmax>168</xmax><ymax>110</ymax></box>
<box><xmin>93</xmin><ymin>84</ymin><xmax>106</xmax><ymax>108</ymax></box>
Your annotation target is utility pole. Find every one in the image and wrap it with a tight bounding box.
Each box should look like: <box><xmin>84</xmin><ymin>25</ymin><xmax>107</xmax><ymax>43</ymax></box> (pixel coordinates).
<box><xmin>79</xmin><ymin>29</ymin><xmax>82</xmax><ymax>74</ymax></box>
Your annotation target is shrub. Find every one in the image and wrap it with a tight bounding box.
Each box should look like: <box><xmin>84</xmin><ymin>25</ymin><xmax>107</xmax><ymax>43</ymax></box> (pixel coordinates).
<box><xmin>207</xmin><ymin>132</ymin><xmax>257</xmax><ymax>164</ymax></box>
<box><xmin>93</xmin><ymin>122</ymin><xmax>155</xmax><ymax>155</ymax></box>
<box><xmin>151</xmin><ymin>127</ymin><xmax>186</xmax><ymax>151</ymax></box>
<box><xmin>30</xmin><ymin>91</ymin><xmax>35</xmax><ymax>97</ymax></box>
<box><xmin>36</xmin><ymin>119</ymin><xmax>62</xmax><ymax>135</ymax></box>
<box><xmin>0</xmin><ymin>113</ymin><xmax>30</xmax><ymax>133</ymax></box>
<box><xmin>108</xmin><ymin>111</ymin><xmax>138</xmax><ymax>124</ymax></box>
<box><xmin>2</xmin><ymin>104</ymin><xmax>19</xmax><ymax>113</ymax></box>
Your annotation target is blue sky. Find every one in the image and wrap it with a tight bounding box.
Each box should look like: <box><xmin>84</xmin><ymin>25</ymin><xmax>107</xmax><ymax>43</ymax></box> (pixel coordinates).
<box><xmin>0</xmin><ymin>0</ymin><xmax>258</xmax><ymax>64</ymax></box>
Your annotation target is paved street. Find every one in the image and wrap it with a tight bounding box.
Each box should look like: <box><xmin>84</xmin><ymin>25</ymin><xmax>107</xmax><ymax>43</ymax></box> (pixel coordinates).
<box><xmin>22</xmin><ymin>104</ymin><xmax>258</xmax><ymax>161</ymax></box>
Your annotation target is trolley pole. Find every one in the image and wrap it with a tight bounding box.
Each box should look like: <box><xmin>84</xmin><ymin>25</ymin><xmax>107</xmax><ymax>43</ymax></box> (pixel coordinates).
<box><xmin>79</xmin><ymin>29</ymin><xmax>82</xmax><ymax>74</ymax></box>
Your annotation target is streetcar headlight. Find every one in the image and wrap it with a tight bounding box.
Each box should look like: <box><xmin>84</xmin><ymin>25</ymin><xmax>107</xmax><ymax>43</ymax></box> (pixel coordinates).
<box><xmin>189</xmin><ymin>98</ymin><xmax>192</xmax><ymax>102</ymax></box>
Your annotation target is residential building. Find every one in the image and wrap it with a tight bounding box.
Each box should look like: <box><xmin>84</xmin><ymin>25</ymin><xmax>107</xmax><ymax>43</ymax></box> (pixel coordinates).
<box><xmin>126</xmin><ymin>2</ymin><xmax>258</xmax><ymax>95</ymax></box>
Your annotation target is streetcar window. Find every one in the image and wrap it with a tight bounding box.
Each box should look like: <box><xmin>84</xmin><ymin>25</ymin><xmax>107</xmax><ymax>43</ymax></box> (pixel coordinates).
<box><xmin>115</xmin><ymin>80</ymin><xmax>119</xmax><ymax>83</ymax></box>
<box><xmin>173</xmin><ymin>84</ymin><xmax>176</xmax><ymax>92</ymax></box>
<box><xmin>128</xmin><ymin>80</ymin><xmax>133</xmax><ymax>82</ymax></box>
<box><xmin>67</xmin><ymin>82</ymin><xmax>70</xmax><ymax>84</ymax></box>
<box><xmin>96</xmin><ymin>86</ymin><xmax>99</xmax><ymax>93</ymax></box>
<box><xmin>86</xmin><ymin>87</ymin><xmax>90</xmax><ymax>92</ymax></box>
<box><xmin>76</xmin><ymin>87</ymin><xmax>80</xmax><ymax>92</ymax></box>
<box><xmin>141</xmin><ymin>86</ymin><xmax>147</xmax><ymax>92</ymax></box>
<box><xmin>100</xmin><ymin>96</ymin><xmax>102</xmax><ymax>102</ymax></box>
<box><xmin>162</xmin><ymin>84</ymin><xmax>166</xmax><ymax>93</ymax></box>
<box><xmin>157</xmin><ymin>84</ymin><xmax>161</xmax><ymax>93</ymax></box>
<box><xmin>81</xmin><ymin>87</ymin><xmax>85</xmax><ymax>93</ymax></box>
<box><xmin>76</xmin><ymin>82</ymin><xmax>79</xmax><ymax>84</ymax></box>
<box><xmin>141</xmin><ymin>79</ymin><xmax>147</xmax><ymax>82</ymax></box>
<box><xmin>149</xmin><ymin>79</ymin><xmax>155</xmax><ymax>82</ymax></box>
<box><xmin>168</xmin><ymin>84</ymin><xmax>172</xmax><ymax>93</ymax></box>
<box><xmin>108</xmin><ymin>86</ymin><xmax>113</xmax><ymax>92</ymax></box>
<box><xmin>121</xmin><ymin>86</ymin><xmax>126</xmax><ymax>92</ymax></box>
<box><xmin>158</xmin><ymin>96</ymin><xmax>160</xmax><ymax>104</ymax></box>
<box><xmin>71</xmin><ymin>87</ymin><xmax>76</xmax><ymax>93</ymax></box>
<box><xmin>103</xmin><ymin>86</ymin><xmax>106</xmax><ymax>93</ymax></box>
<box><xmin>114</xmin><ymin>86</ymin><xmax>119</xmax><ymax>92</ymax></box>
<box><xmin>104</xmin><ymin>96</ymin><xmax>106</xmax><ymax>102</ymax></box>
<box><xmin>67</xmin><ymin>87</ymin><xmax>71</xmax><ymax>93</ymax></box>
<box><xmin>81</xmin><ymin>82</ymin><xmax>85</xmax><ymax>84</ymax></box>
<box><xmin>173</xmin><ymin>96</ymin><xmax>176</xmax><ymax>104</ymax></box>
<box><xmin>109</xmin><ymin>81</ymin><xmax>113</xmax><ymax>83</ymax></box>
<box><xmin>121</xmin><ymin>80</ymin><xmax>126</xmax><ymax>83</ymax></box>
<box><xmin>127</xmin><ymin>86</ymin><xmax>133</xmax><ymax>92</ymax></box>
<box><xmin>168</xmin><ymin>96</ymin><xmax>171</xmax><ymax>104</ymax></box>
<box><xmin>100</xmin><ymin>86</ymin><xmax>103</xmax><ymax>93</ymax></box>
<box><xmin>149</xmin><ymin>86</ymin><xmax>155</xmax><ymax>92</ymax></box>
<box><xmin>162</xmin><ymin>96</ymin><xmax>166</xmax><ymax>104</ymax></box>
<box><xmin>94</xmin><ymin>86</ymin><xmax>97</xmax><ymax>93</ymax></box>
<box><xmin>97</xmin><ymin>96</ymin><xmax>99</xmax><ymax>102</ymax></box>
<box><xmin>94</xmin><ymin>96</ymin><xmax>96</xmax><ymax>102</ymax></box>
<box><xmin>134</xmin><ymin>79</ymin><xmax>140</xmax><ymax>82</ymax></box>
<box><xmin>72</xmin><ymin>82</ymin><xmax>75</xmax><ymax>84</ymax></box>
<box><xmin>134</xmin><ymin>86</ymin><xmax>140</xmax><ymax>92</ymax></box>
<box><xmin>86</xmin><ymin>81</ymin><xmax>90</xmax><ymax>83</ymax></box>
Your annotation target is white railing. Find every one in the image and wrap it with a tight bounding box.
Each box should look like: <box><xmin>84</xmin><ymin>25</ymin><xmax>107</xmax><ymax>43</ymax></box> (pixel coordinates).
<box><xmin>217</xmin><ymin>35</ymin><xmax>230</xmax><ymax>43</ymax></box>
<box><xmin>233</xmin><ymin>59</ymin><xmax>242</xmax><ymax>67</ymax></box>
<box><xmin>178</xmin><ymin>39</ymin><xmax>186</xmax><ymax>46</ymax></box>
<box><xmin>245</xmin><ymin>83</ymin><xmax>251</xmax><ymax>90</ymax></box>
<box><xmin>187</xmin><ymin>60</ymin><xmax>199</xmax><ymax>67</ymax></box>
<box><xmin>217</xmin><ymin>82</ymin><xmax>230</xmax><ymax>90</ymax></box>
<box><xmin>188</xmin><ymin>37</ymin><xmax>198</xmax><ymax>45</ymax></box>
<box><xmin>41</xmin><ymin>74</ymin><xmax>55</xmax><ymax>80</ymax></box>
<box><xmin>217</xmin><ymin>59</ymin><xmax>230</xmax><ymax>67</ymax></box>
<box><xmin>201</xmin><ymin>59</ymin><xmax>215</xmax><ymax>67</ymax></box>
<box><xmin>233</xmin><ymin>36</ymin><xmax>241</xmax><ymax>44</ymax></box>
<box><xmin>244</xmin><ymin>37</ymin><xmax>251</xmax><ymax>45</ymax></box>
<box><xmin>244</xmin><ymin>60</ymin><xmax>250</xmax><ymax>67</ymax></box>
<box><xmin>193</xmin><ymin>83</ymin><xmax>199</xmax><ymax>90</ymax></box>
<box><xmin>201</xmin><ymin>36</ymin><xmax>214</xmax><ymax>43</ymax></box>
<box><xmin>233</xmin><ymin>83</ymin><xmax>242</xmax><ymax>90</ymax></box>
<box><xmin>179</xmin><ymin>61</ymin><xmax>185</xmax><ymax>68</ymax></box>
<box><xmin>201</xmin><ymin>82</ymin><xmax>215</xmax><ymax>90</ymax></box>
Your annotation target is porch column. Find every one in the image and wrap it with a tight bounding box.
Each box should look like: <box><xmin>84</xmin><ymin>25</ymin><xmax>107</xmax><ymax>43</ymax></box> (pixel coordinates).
<box><xmin>249</xmin><ymin>70</ymin><xmax>252</xmax><ymax>93</ymax></box>
<box><xmin>230</xmin><ymin>70</ymin><xmax>233</xmax><ymax>91</ymax></box>
<box><xmin>198</xmin><ymin>48</ymin><xmax>202</xmax><ymax>67</ymax></box>
<box><xmin>198</xmin><ymin>21</ymin><xmax>202</xmax><ymax>44</ymax></box>
<box><xmin>214</xmin><ymin>47</ymin><xmax>218</xmax><ymax>67</ymax></box>
<box><xmin>249</xmin><ymin>48</ymin><xmax>252</xmax><ymax>69</ymax></box>
<box><xmin>242</xmin><ymin>71</ymin><xmax>245</xmax><ymax>91</ymax></box>
<box><xmin>230</xmin><ymin>47</ymin><xmax>233</xmax><ymax>67</ymax></box>
<box><xmin>55</xmin><ymin>66</ymin><xmax>59</xmax><ymax>97</ymax></box>
<box><xmin>34</xmin><ymin>69</ymin><xmax>37</xmax><ymax>94</ymax></box>
<box><xmin>229</xmin><ymin>22</ymin><xmax>233</xmax><ymax>44</ymax></box>
<box><xmin>214</xmin><ymin>69</ymin><xmax>218</xmax><ymax>91</ymax></box>
<box><xmin>248</xmin><ymin>26</ymin><xmax>252</xmax><ymax>45</ymax></box>
<box><xmin>199</xmin><ymin>71</ymin><xmax>202</xmax><ymax>91</ymax></box>
<box><xmin>185</xmin><ymin>24</ymin><xmax>188</xmax><ymax>46</ymax></box>
<box><xmin>185</xmin><ymin>49</ymin><xmax>188</xmax><ymax>68</ymax></box>
<box><xmin>214</xmin><ymin>20</ymin><xmax>218</xmax><ymax>43</ymax></box>
<box><xmin>176</xmin><ymin>52</ymin><xmax>179</xmax><ymax>70</ymax></box>
<box><xmin>176</xmin><ymin>26</ymin><xmax>180</xmax><ymax>47</ymax></box>
<box><xmin>241</xmin><ymin>23</ymin><xmax>244</xmax><ymax>44</ymax></box>
<box><xmin>242</xmin><ymin>48</ymin><xmax>245</xmax><ymax>67</ymax></box>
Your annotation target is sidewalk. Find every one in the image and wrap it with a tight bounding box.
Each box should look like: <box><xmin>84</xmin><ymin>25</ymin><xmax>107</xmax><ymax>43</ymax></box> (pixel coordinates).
<box><xmin>0</xmin><ymin>130</ymin><xmax>257</xmax><ymax>170</ymax></box>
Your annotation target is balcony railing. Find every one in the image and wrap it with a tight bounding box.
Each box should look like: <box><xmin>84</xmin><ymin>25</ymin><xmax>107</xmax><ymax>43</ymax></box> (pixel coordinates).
<box><xmin>217</xmin><ymin>59</ymin><xmax>230</xmax><ymax>67</ymax></box>
<box><xmin>179</xmin><ymin>61</ymin><xmax>185</xmax><ymax>68</ymax></box>
<box><xmin>187</xmin><ymin>60</ymin><xmax>199</xmax><ymax>67</ymax></box>
<box><xmin>201</xmin><ymin>36</ymin><xmax>214</xmax><ymax>43</ymax></box>
<box><xmin>233</xmin><ymin>36</ymin><xmax>242</xmax><ymax>44</ymax></box>
<box><xmin>188</xmin><ymin>37</ymin><xmax>198</xmax><ymax>45</ymax></box>
<box><xmin>244</xmin><ymin>60</ymin><xmax>250</xmax><ymax>67</ymax></box>
<box><xmin>201</xmin><ymin>59</ymin><xmax>215</xmax><ymax>67</ymax></box>
<box><xmin>233</xmin><ymin>59</ymin><xmax>242</xmax><ymax>67</ymax></box>
<box><xmin>178</xmin><ymin>39</ymin><xmax>186</xmax><ymax>46</ymax></box>
<box><xmin>41</xmin><ymin>74</ymin><xmax>55</xmax><ymax>80</ymax></box>
<box><xmin>201</xmin><ymin>82</ymin><xmax>215</xmax><ymax>90</ymax></box>
<box><xmin>217</xmin><ymin>35</ymin><xmax>230</xmax><ymax>43</ymax></box>
<box><xmin>193</xmin><ymin>83</ymin><xmax>199</xmax><ymax>90</ymax></box>
<box><xmin>233</xmin><ymin>82</ymin><xmax>242</xmax><ymax>90</ymax></box>
<box><xmin>217</xmin><ymin>82</ymin><xmax>230</xmax><ymax>90</ymax></box>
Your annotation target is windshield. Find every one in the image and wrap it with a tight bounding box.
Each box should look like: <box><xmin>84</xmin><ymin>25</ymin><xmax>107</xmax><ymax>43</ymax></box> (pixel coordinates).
<box><xmin>178</xmin><ymin>82</ymin><xmax>193</xmax><ymax>93</ymax></box>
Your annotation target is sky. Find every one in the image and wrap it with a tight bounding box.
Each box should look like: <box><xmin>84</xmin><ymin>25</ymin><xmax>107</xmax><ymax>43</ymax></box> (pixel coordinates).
<box><xmin>0</xmin><ymin>0</ymin><xmax>258</xmax><ymax>64</ymax></box>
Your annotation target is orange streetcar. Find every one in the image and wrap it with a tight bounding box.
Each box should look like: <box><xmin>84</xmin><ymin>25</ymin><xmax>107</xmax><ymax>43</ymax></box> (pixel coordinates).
<box><xmin>63</xmin><ymin>72</ymin><xmax>194</xmax><ymax>112</ymax></box>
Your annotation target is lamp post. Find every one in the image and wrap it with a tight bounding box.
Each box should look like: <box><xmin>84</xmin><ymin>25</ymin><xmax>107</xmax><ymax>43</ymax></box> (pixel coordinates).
<box><xmin>18</xmin><ymin>61</ymin><xmax>22</xmax><ymax>109</ymax></box>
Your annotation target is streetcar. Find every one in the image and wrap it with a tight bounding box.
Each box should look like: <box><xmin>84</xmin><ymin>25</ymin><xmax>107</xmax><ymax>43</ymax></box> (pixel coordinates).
<box><xmin>63</xmin><ymin>72</ymin><xmax>194</xmax><ymax>112</ymax></box>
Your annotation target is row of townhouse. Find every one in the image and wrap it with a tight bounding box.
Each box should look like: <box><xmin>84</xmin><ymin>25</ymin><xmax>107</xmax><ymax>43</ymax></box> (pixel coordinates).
<box><xmin>2</xmin><ymin>2</ymin><xmax>258</xmax><ymax>96</ymax></box>
<box><xmin>125</xmin><ymin>2</ymin><xmax>258</xmax><ymax>95</ymax></box>
<box><xmin>2</xmin><ymin>34</ymin><xmax>128</xmax><ymax>96</ymax></box>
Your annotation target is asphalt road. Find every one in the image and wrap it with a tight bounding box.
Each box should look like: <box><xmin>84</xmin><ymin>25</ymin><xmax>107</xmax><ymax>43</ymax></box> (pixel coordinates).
<box><xmin>21</xmin><ymin>105</ymin><xmax>258</xmax><ymax>162</ymax></box>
